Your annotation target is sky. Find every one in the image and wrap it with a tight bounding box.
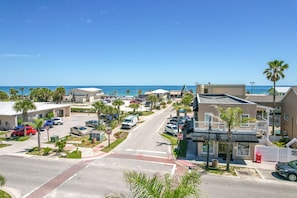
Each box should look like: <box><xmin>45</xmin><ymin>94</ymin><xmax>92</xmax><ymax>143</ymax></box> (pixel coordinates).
<box><xmin>0</xmin><ymin>0</ymin><xmax>296</xmax><ymax>86</ymax></box>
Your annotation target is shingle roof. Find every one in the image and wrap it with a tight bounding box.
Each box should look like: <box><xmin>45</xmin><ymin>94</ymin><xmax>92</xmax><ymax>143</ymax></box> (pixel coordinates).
<box><xmin>246</xmin><ymin>95</ymin><xmax>284</xmax><ymax>103</ymax></box>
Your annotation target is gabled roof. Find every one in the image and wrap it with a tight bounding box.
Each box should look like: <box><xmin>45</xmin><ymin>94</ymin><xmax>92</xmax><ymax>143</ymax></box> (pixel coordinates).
<box><xmin>151</xmin><ymin>89</ymin><xmax>169</xmax><ymax>94</ymax></box>
<box><xmin>281</xmin><ymin>86</ymin><xmax>297</xmax><ymax>102</ymax></box>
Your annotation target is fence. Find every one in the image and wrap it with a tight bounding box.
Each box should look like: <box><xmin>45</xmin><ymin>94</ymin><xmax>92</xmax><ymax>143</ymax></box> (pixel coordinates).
<box><xmin>255</xmin><ymin>145</ymin><xmax>297</xmax><ymax>162</ymax></box>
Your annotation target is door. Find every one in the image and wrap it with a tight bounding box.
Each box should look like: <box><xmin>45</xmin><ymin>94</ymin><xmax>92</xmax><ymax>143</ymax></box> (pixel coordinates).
<box><xmin>218</xmin><ymin>142</ymin><xmax>233</xmax><ymax>160</ymax></box>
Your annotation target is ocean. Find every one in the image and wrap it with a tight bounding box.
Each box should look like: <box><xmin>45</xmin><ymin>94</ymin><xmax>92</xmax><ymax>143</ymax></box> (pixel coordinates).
<box><xmin>0</xmin><ymin>85</ymin><xmax>275</xmax><ymax>96</ymax></box>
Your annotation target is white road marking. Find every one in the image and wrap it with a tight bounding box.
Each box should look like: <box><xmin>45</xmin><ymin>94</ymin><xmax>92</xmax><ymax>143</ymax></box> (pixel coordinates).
<box><xmin>123</xmin><ymin>149</ymin><xmax>167</xmax><ymax>154</ymax></box>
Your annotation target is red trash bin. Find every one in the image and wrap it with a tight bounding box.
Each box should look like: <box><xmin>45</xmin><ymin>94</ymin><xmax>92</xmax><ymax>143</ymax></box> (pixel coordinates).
<box><xmin>256</xmin><ymin>153</ymin><xmax>261</xmax><ymax>163</ymax></box>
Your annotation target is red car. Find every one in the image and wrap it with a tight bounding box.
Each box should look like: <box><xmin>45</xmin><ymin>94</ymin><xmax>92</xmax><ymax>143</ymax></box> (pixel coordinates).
<box><xmin>11</xmin><ymin>126</ymin><xmax>37</xmax><ymax>137</ymax></box>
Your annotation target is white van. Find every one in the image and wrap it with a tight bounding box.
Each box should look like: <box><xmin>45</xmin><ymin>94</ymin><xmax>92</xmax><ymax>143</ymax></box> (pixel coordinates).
<box><xmin>121</xmin><ymin>115</ymin><xmax>138</xmax><ymax>129</ymax></box>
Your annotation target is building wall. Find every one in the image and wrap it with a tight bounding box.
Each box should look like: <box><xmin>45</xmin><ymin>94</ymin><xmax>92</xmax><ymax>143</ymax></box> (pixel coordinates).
<box><xmin>198</xmin><ymin>103</ymin><xmax>257</xmax><ymax>122</ymax></box>
<box><xmin>0</xmin><ymin>115</ymin><xmax>17</xmax><ymax>130</ymax></box>
<box><xmin>196</xmin><ymin>84</ymin><xmax>246</xmax><ymax>98</ymax></box>
<box><xmin>281</xmin><ymin>90</ymin><xmax>297</xmax><ymax>138</ymax></box>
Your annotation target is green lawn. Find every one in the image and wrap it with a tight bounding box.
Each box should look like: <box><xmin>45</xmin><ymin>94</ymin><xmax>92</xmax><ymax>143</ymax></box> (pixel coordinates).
<box><xmin>0</xmin><ymin>189</ymin><xmax>12</xmax><ymax>198</ymax></box>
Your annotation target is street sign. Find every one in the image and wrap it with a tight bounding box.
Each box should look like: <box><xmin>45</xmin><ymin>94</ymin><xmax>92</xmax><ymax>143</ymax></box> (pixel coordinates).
<box><xmin>106</xmin><ymin>129</ymin><xmax>112</xmax><ymax>135</ymax></box>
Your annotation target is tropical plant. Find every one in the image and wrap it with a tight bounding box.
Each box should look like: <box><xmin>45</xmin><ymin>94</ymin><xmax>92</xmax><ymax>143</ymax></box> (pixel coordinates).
<box><xmin>263</xmin><ymin>60</ymin><xmax>289</xmax><ymax>135</ymax></box>
<box><xmin>19</xmin><ymin>87</ymin><xmax>25</xmax><ymax>98</ymax></box>
<box><xmin>137</xmin><ymin>89</ymin><xmax>143</xmax><ymax>96</ymax></box>
<box><xmin>55</xmin><ymin>139</ymin><xmax>66</xmax><ymax>152</ymax></box>
<box><xmin>124</xmin><ymin>170</ymin><xmax>200</xmax><ymax>198</ymax></box>
<box><xmin>9</xmin><ymin>87</ymin><xmax>19</xmax><ymax>101</ymax></box>
<box><xmin>129</xmin><ymin>103</ymin><xmax>140</xmax><ymax>113</ymax></box>
<box><xmin>147</xmin><ymin>94</ymin><xmax>158</xmax><ymax>111</ymax></box>
<box><xmin>33</xmin><ymin>118</ymin><xmax>44</xmax><ymax>151</ymax></box>
<box><xmin>53</xmin><ymin>87</ymin><xmax>66</xmax><ymax>104</ymax></box>
<box><xmin>112</xmin><ymin>99</ymin><xmax>124</xmax><ymax>122</ymax></box>
<box><xmin>29</xmin><ymin>87</ymin><xmax>53</xmax><ymax>102</ymax></box>
<box><xmin>13</xmin><ymin>99</ymin><xmax>37</xmax><ymax>122</ymax></box>
<box><xmin>0</xmin><ymin>91</ymin><xmax>9</xmax><ymax>101</ymax></box>
<box><xmin>126</xmin><ymin>89</ymin><xmax>130</xmax><ymax>95</ymax></box>
<box><xmin>0</xmin><ymin>174</ymin><xmax>6</xmax><ymax>187</ymax></box>
<box><xmin>181</xmin><ymin>92</ymin><xmax>193</xmax><ymax>106</ymax></box>
<box><xmin>216</xmin><ymin>106</ymin><xmax>243</xmax><ymax>171</ymax></box>
<box><xmin>92</xmin><ymin>101</ymin><xmax>107</xmax><ymax>124</ymax></box>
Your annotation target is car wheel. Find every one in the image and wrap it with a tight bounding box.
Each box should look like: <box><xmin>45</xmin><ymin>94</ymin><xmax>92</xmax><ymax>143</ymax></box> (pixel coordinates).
<box><xmin>288</xmin><ymin>174</ymin><xmax>297</xmax><ymax>181</ymax></box>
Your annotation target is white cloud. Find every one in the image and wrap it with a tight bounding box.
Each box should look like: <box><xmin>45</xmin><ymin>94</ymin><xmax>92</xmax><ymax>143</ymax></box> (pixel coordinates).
<box><xmin>81</xmin><ymin>18</ymin><xmax>92</xmax><ymax>24</ymax></box>
<box><xmin>0</xmin><ymin>54</ymin><xmax>41</xmax><ymax>58</ymax></box>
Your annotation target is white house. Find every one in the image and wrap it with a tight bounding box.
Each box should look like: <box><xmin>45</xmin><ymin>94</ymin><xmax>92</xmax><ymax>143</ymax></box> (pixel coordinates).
<box><xmin>69</xmin><ymin>88</ymin><xmax>104</xmax><ymax>103</ymax></box>
<box><xmin>0</xmin><ymin>102</ymin><xmax>71</xmax><ymax>130</ymax></box>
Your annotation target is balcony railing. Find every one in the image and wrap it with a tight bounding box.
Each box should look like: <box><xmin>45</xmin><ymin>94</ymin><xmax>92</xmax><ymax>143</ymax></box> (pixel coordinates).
<box><xmin>193</xmin><ymin>121</ymin><xmax>268</xmax><ymax>134</ymax></box>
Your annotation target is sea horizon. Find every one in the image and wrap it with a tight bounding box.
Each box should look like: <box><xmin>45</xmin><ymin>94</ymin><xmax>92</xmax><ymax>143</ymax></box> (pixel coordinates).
<box><xmin>0</xmin><ymin>84</ymin><xmax>287</xmax><ymax>96</ymax></box>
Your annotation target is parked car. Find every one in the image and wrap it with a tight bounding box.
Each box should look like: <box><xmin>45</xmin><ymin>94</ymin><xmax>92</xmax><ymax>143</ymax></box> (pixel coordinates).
<box><xmin>52</xmin><ymin>117</ymin><xmax>64</xmax><ymax>125</ymax></box>
<box><xmin>11</xmin><ymin>126</ymin><xmax>37</xmax><ymax>137</ymax></box>
<box><xmin>41</xmin><ymin>120</ymin><xmax>54</xmax><ymax>131</ymax></box>
<box><xmin>275</xmin><ymin>160</ymin><xmax>297</xmax><ymax>181</ymax></box>
<box><xmin>70</xmin><ymin>126</ymin><xmax>93</xmax><ymax>136</ymax></box>
<box><xmin>85</xmin><ymin>120</ymin><xmax>99</xmax><ymax>128</ymax></box>
<box><xmin>165</xmin><ymin>124</ymin><xmax>178</xmax><ymax>136</ymax></box>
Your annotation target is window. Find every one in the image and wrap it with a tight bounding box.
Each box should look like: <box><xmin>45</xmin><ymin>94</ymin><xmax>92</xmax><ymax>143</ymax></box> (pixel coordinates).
<box><xmin>202</xmin><ymin>141</ymin><xmax>214</xmax><ymax>154</ymax></box>
<box><xmin>237</xmin><ymin>143</ymin><xmax>250</xmax><ymax>156</ymax></box>
<box><xmin>241</xmin><ymin>114</ymin><xmax>249</xmax><ymax>127</ymax></box>
<box><xmin>0</xmin><ymin>120</ymin><xmax>1</xmax><ymax>125</ymax></box>
<box><xmin>284</xmin><ymin>113</ymin><xmax>289</xmax><ymax>121</ymax></box>
<box><xmin>204</xmin><ymin>113</ymin><xmax>213</xmax><ymax>124</ymax></box>
<box><xmin>204</xmin><ymin>88</ymin><xmax>208</xmax><ymax>93</ymax></box>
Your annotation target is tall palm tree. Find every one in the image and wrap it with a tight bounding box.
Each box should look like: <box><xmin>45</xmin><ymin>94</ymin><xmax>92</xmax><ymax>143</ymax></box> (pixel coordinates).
<box><xmin>216</xmin><ymin>106</ymin><xmax>243</xmax><ymax>171</ymax></box>
<box><xmin>147</xmin><ymin>94</ymin><xmax>158</xmax><ymax>111</ymax></box>
<box><xmin>19</xmin><ymin>87</ymin><xmax>25</xmax><ymax>99</ymax></box>
<box><xmin>33</xmin><ymin>118</ymin><xmax>44</xmax><ymax>151</ymax></box>
<box><xmin>9</xmin><ymin>87</ymin><xmax>18</xmax><ymax>101</ymax></box>
<box><xmin>124</xmin><ymin>170</ymin><xmax>200</xmax><ymax>198</ymax></box>
<box><xmin>263</xmin><ymin>60</ymin><xmax>289</xmax><ymax>135</ymax></box>
<box><xmin>137</xmin><ymin>89</ymin><xmax>142</xmax><ymax>96</ymax></box>
<box><xmin>92</xmin><ymin>101</ymin><xmax>106</xmax><ymax>124</ymax></box>
<box><xmin>129</xmin><ymin>103</ymin><xmax>140</xmax><ymax>113</ymax></box>
<box><xmin>112</xmin><ymin>99</ymin><xmax>124</xmax><ymax>123</ymax></box>
<box><xmin>13</xmin><ymin>99</ymin><xmax>36</xmax><ymax>136</ymax></box>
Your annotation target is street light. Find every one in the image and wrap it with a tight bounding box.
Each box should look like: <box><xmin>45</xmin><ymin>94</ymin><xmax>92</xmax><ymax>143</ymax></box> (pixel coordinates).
<box><xmin>250</xmin><ymin>82</ymin><xmax>255</xmax><ymax>94</ymax></box>
<box><xmin>206</xmin><ymin>117</ymin><xmax>212</xmax><ymax>171</ymax></box>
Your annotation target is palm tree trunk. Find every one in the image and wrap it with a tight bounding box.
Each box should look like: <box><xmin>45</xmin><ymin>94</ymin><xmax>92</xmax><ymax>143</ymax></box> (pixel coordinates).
<box><xmin>226</xmin><ymin>129</ymin><xmax>231</xmax><ymax>171</ymax></box>
<box><xmin>272</xmin><ymin>81</ymin><xmax>276</xmax><ymax>136</ymax></box>
<box><xmin>38</xmin><ymin>130</ymin><xmax>41</xmax><ymax>151</ymax></box>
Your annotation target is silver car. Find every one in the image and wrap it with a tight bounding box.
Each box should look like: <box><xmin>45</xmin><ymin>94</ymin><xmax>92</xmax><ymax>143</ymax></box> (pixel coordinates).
<box><xmin>70</xmin><ymin>126</ymin><xmax>93</xmax><ymax>136</ymax></box>
<box><xmin>165</xmin><ymin>124</ymin><xmax>178</xmax><ymax>136</ymax></box>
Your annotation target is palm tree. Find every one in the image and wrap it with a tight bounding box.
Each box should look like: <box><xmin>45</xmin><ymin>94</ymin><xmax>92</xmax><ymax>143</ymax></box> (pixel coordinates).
<box><xmin>33</xmin><ymin>118</ymin><xmax>44</xmax><ymax>151</ymax></box>
<box><xmin>0</xmin><ymin>91</ymin><xmax>9</xmax><ymax>101</ymax></box>
<box><xmin>126</xmin><ymin>89</ymin><xmax>130</xmax><ymax>96</ymax></box>
<box><xmin>112</xmin><ymin>99</ymin><xmax>124</xmax><ymax>123</ymax></box>
<box><xmin>19</xmin><ymin>87</ymin><xmax>25</xmax><ymax>99</ymax></box>
<box><xmin>9</xmin><ymin>87</ymin><xmax>18</xmax><ymax>101</ymax></box>
<box><xmin>147</xmin><ymin>94</ymin><xmax>158</xmax><ymax>111</ymax></box>
<box><xmin>263</xmin><ymin>60</ymin><xmax>289</xmax><ymax>135</ymax></box>
<box><xmin>92</xmin><ymin>101</ymin><xmax>106</xmax><ymax>124</ymax></box>
<box><xmin>124</xmin><ymin>170</ymin><xmax>200</xmax><ymax>198</ymax></box>
<box><xmin>13</xmin><ymin>99</ymin><xmax>37</xmax><ymax>136</ymax></box>
<box><xmin>137</xmin><ymin>89</ymin><xmax>142</xmax><ymax>96</ymax></box>
<box><xmin>216</xmin><ymin>106</ymin><xmax>243</xmax><ymax>171</ymax></box>
<box><xmin>53</xmin><ymin>87</ymin><xmax>66</xmax><ymax>104</ymax></box>
<box><xmin>0</xmin><ymin>174</ymin><xmax>6</xmax><ymax>188</ymax></box>
<box><xmin>129</xmin><ymin>103</ymin><xmax>140</xmax><ymax>113</ymax></box>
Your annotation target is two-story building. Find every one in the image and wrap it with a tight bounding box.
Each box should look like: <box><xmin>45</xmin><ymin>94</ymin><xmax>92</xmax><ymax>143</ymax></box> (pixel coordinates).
<box><xmin>190</xmin><ymin>93</ymin><xmax>269</xmax><ymax>160</ymax></box>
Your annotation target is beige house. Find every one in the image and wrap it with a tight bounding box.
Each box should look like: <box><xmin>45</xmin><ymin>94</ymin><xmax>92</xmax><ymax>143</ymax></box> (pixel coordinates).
<box><xmin>0</xmin><ymin>102</ymin><xmax>71</xmax><ymax>130</ymax></box>
<box><xmin>145</xmin><ymin>89</ymin><xmax>170</xmax><ymax>102</ymax></box>
<box><xmin>281</xmin><ymin>87</ymin><xmax>297</xmax><ymax>138</ymax></box>
<box><xmin>196</xmin><ymin>83</ymin><xmax>246</xmax><ymax>99</ymax></box>
<box><xmin>69</xmin><ymin>88</ymin><xmax>104</xmax><ymax>103</ymax></box>
<box><xmin>191</xmin><ymin>94</ymin><xmax>269</xmax><ymax>160</ymax></box>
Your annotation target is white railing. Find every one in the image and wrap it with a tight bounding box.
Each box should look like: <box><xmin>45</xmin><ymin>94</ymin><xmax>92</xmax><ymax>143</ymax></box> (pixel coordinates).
<box><xmin>193</xmin><ymin>121</ymin><xmax>268</xmax><ymax>134</ymax></box>
<box><xmin>255</xmin><ymin>145</ymin><xmax>297</xmax><ymax>162</ymax></box>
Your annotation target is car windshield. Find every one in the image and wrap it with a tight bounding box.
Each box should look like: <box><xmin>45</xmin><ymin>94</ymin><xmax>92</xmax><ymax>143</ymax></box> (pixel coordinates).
<box><xmin>124</xmin><ymin>119</ymin><xmax>131</xmax><ymax>123</ymax></box>
<box><xmin>288</xmin><ymin>160</ymin><xmax>297</xmax><ymax>168</ymax></box>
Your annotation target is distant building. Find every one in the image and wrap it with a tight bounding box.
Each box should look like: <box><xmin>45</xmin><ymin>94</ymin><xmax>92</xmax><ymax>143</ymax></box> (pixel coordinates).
<box><xmin>144</xmin><ymin>89</ymin><xmax>170</xmax><ymax>102</ymax></box>
<box><xmin>0</xmin><ymin>102</ymin><xmax>71</xmax><ymax>130</ymax></box>
<box><xmin>69</xmin><ymin>88</ymin><xmax>104</xmax><ymax>103</ymax></box>
<box><xmin>196</xmin><ymin>83</ymin><xmax>246</xmax><ymax>98</ymax></box>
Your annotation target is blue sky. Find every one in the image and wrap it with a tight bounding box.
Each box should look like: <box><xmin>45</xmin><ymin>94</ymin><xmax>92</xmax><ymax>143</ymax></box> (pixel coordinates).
<box><xmin>0</xmin><ymin>0</ymin><xmax>296</xmax><ymax>86</ymax></box>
